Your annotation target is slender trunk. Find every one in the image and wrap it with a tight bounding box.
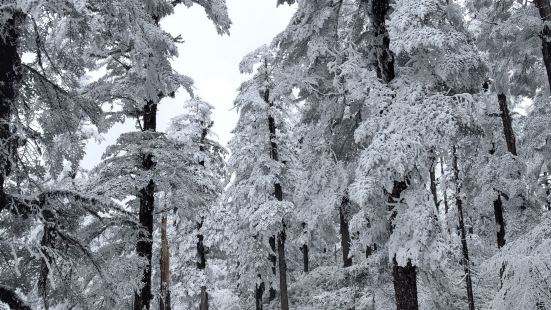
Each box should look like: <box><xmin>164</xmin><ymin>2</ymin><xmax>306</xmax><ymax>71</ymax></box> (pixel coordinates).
<box><xmin>197</xmin><ymin>126</ymin><xmax>209</xmax><ymax>310</ymax></box>
<box><xmin>429</xmin><ymin>159</ymin><xmax>439</xmax><ymax>213</ymax></box>
<box><xmin>197</xmin><ymin>219</ymin><xmax>208</xmax><ymax>310</ymax></box>
<box><xmin>39</xmin><ymin>210</ymin><xmax>56</xmax><ymax>310</ymax></box>
<box><xmin>339</xmin><ymin>194</ymin><xmax>353</xmax><ymax>267</ymax></box>
<box><xmin>159</xmin><ymin>209</ymin><xmax>170</xmax><ymax>310</ymax></box>
<box><xmin>493</xmin><ymin>195</ymin><xmax>506</xmax><ymax>248</ymax></box>
<box><xmin>277</xmin><ymin>228</ymin><xmax>289</xmax><ymax>310</ymax></box>
<box><xmin>0</xmin><ymin>9</ymin><xmax>24</xmax><ymax>213</ymax></box>
<box><xmin>490</xmin><ymin>93</ymin><xmax>515</xmax><ymax>249</ymax></box>
<box><xmin>452</xmin><ymin>148</ymin><xmax>475</xmax><ymax>310</ymax></box>
<box><xmin>0</xmin><ymin>286</ymin><xmax>31</xmax><ymax>310</ymax></box>
<box><xmin>301</xmin><ymin>244</ymin><xmax>309</xmax><ymax>273</ymax></box>
<box><xmin>255</xmin><ymin>280</ymin><xmax>265</xmax><ymax>310</ymax></box>
<box><xmin>264</xmin><ymin>81</ymin><xmax>289</xmax><ymax>309</ymax></box>
<box><xmin>534</xmin><ymin>0</ymin><xmax>551</xmax><ymax>92</ymax></box>
<box><xmin>134</xmin><ymin>101</ymin><xmax>157</xmax><ymax>310</ymax></box>
<box><xmin>440</xmin><ymin>158</ymin><xmax>450</xmax><ymax>214</ymax></box>
<box><xmin>300</xmin><ymin>222</ymin><xmax>309</xmax><ymax>273</ymax></box>
<box><xmin>268</xmin><ymin>236</ymin><xmax>277</xmax><ymax>302</ymax></box>
<box><xmin>497</xmin><ymin>94</ymin><xmax>517</xmax><ymax>156</ymax></box>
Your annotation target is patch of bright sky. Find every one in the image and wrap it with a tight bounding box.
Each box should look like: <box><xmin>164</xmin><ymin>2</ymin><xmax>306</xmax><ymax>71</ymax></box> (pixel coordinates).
<box><xmin>80</xmin><ymin>0</ymin><xmax>296</xmax><ymax>169</ymax></box>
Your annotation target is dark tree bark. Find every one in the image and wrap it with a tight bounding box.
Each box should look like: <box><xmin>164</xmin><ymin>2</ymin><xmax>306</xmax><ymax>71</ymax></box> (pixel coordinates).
<box><xmin>339</xmin><ymin>195</ymin><xmax>353</xmax><ymax>267</ymax></box>
<box><xmin>452</xmin><ymin>148</ymin><xmax>476</xmax><ymax>310</ymax></box>
<box><xmin>255</xmin><ymin>280</ymin><xmax>265</xmax><ymax>310</ymax></box>
<box><xmin>268</xmin><ymin>235</ymin><xmax>277</xmax><ymax>302</ymax></box>
<box><xmin>493</xmin><ymin>195</ymin><xmax>506</xmax><ymax>249</ymax></box>
<box><xmin>0</xmin><ymin>286</ymin><xmax>31</xmax><ymax>310</ymax></box>
<box><xmin>197</xmin><ymin>219</ymin><xmax>208</xmax><ymax>310</ymax></box>
<box><xmin>489</xmin><ymin>93</ymin><xmax>516</xmax><ymax>249</ymax></box>
<box><xmin>534</xmin><ymin>0</ymin><xmax>551</xmax><ymax>92</ymax></box>
<box><xmin>301</xmin><ymin>244</ymin><xmax>309</xmax><ymax>273</ymax></box>
<box><xmin>277</xmin><ymin>228</ymin><xmax>289</xmax><ymax>310</ymax></box>
<box><xmin>197</xmin><ymin>125</ymin><xmax>210</xmax><ymax>310</ymax></box>
<box><xmin>371</xmin><ymin>0</ymin><xmax>418</xmax><ymax>306</ymax></box>
<box><xmin>497</xmin><ymin>94</ymin><xmax>517</xmax><ymax>156</ymax></box>
<box><xmin>371</xmin><ymin>0</ymin><xmax>395</xmax><ymax>83</ymax></box>
<box><xmin>392</xmin><ymin>259</ymin><xmax>418</xmax><ymax>310</ymax></box>
<box><xmin>264</xmin><ymin>84</ymin><xmax>289</xmax><ymax>310</ymax></box>
<box><xmin>159</xmin><ymin>210</ymin><xmax>171</xmax><ymax>310</ymax></box>
<box><xmin>388</xmin><ymin>181</ymin><xmax>419</xmax><ymax>310</ymax></box>
<box><xmin>300</xmin><ymin>222</ymin><xmax>309</xmax><ymax>273</ymax></box>
<box><xmin>134</xmin><ymin>101</ymin><xmax>157</xmax><ymax>310</ymax></box>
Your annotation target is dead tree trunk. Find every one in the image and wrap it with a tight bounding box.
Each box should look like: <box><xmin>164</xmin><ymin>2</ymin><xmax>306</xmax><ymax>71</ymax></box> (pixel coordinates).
<box><xmin>339</xmin><ymin>194</ymin><xmax>353</xmax><ymax>267</ymax></box>
<box><xmin>534</xmin><ymin>0</ymin><xmax>551</xmax><ymax>92</ymax></box>
<box><xmin>159</xmin><ymin>209</ymin><xmax>171</xmax><ymax>310</ymax></box>
<box><xmin>133</xmin><ymin>101</ymin><xmax>157</xmax><ymax>310</ymax></box>
<box><xmin>452</xmin><ymin>148</ymin><xmax>476</xmax><ymax>310</ymax></box>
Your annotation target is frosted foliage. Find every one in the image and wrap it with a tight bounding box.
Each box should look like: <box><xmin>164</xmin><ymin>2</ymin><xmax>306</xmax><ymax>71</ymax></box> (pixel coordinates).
<box><xmin>486</xmin><ymin>216</ymin><xmax>551</xmax><ymax>310</ymax></box>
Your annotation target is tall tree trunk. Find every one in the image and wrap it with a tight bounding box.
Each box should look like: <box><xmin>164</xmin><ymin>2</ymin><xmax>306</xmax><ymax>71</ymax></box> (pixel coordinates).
<box><xmin>134</xmin><ymin>101</ymin><xmax>157</xmax><ymax>310</ymax></box>
<box><xmin>490</xmin><ymin>93</ymin><xmax>516</xmax><ymax>249</ymax></box>
<box><xmin>197</xmin><ymin>126</ymin><xmax>210</xmax><ymax>310</ymax></box>
<box><xmin>339</xmin><ymin>194</ymin><xmax>353</xmax><ymax>267</ymax></box>
<box><xmin>264</xmin><ymin>83</ymin><xmax>289</xmax><ymax>310</ymax></box>
<box><xmin>0</xmin><ymin>8</ymin><xmax>24</xmax><ymax>213</ymax></box>
<box><xmin>452</xmin><ymin>148</ymin><xmax>476</xmax><ymax>310</ymax></box>
<box><xmin>197</xmin><ymin>219</ymin><xmax>208</xmax><ymax>310</ymax></box>
<box><xmin>534</xmin><ymin>0</ymin><xmax>551</xmax><ymax>92</ymax></box>
<box><xmin>371</xmin><ymin>0</ymin><xmax>418</xmax><ymax>307</ymax></box>
<box><xmin>159</xmin><ymin>209</ymin><xmax>171</xmax><ymax>310</ymax></box>
<box><xmin>389</xmin><ymin>181</ymin><xmax>419</xmax><ymax>310</ymax></box>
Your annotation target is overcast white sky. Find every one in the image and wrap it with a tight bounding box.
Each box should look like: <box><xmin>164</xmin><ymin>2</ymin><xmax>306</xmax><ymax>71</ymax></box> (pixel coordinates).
<box><xmin>80</xmin><ymin>0</ymin><xmax>296</xmax><ymax>169</ymax></box>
